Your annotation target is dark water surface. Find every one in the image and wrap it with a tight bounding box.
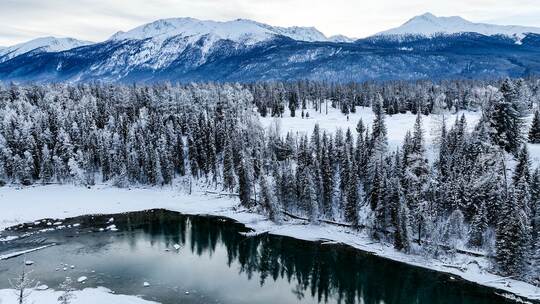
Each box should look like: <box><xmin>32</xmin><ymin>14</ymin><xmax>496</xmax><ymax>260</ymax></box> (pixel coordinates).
<box><xmin>0</xmin><ymin>210</ymin><xmax>526</xmax><ymax>304</ymax></box>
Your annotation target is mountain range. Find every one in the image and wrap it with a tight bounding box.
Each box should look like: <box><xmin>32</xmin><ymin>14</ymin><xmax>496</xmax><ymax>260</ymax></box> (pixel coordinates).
<box><xmin>1</xmin><ymin>13</ymin><xmax>540</xmax><ymax>83</ymax></box>
<box><xmin>376</xmin><ymin>12</ymin><xmax>540</xmax><ymax>40</ymax></box>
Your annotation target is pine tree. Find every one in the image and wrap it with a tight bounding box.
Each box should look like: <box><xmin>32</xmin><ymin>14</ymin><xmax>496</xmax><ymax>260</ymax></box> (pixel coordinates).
<box><xmin>529</xmin><ymin>111</ymin><xmax>540</xmax><ymax>144</ymax></box>
<box><xmin>402</xmin><ymin>113</ymin><xmax>429</xmax><ymax>243</ymax></box>
<box><xmin>513</xmin><ymin>145</ymin><xmax>531</xmax><ymax>185</ymax></box>
<box><xmin>259</xmin><ymin>175</ymin><xmax>280</xmax><ymax>222</ymax></box>
<box><xmin>532</xmin><ymin>232</ymin><xmax>540</xmax><ymax>284</ymax></box>
<box><xmin>158</xmin><ymin>135</ymin><xmax>174</xmax><ymax>184</ymax></box>
<box><xmin>297</xmin><ymin>165</ymin><xmax>318</xmax><ymax>222</ymax></box>
<box><xmin>20</xmin><ymin>151</ymin><xmax>34</xmax><ymax>185</ymax></box>
<box><xmin>394</xmin><ymin>190</ymin><xmax>411</xmax><ymax>252</ymax></box>
<box><xmin>339</xmin><ymin>144</ymin><xmax>351</xmax><ymax>202</ymax></box>
<box><xmin>370</xmin><ymin>162</ymin><xmax>384</xmax><ymax>212</ymax></box>
<box><xmin>187</xmin><ymin>133</ymin><xmax>199</xmax><ymax>178</ymax></box>
<box><xmin>344</xmin><ymin>153</ymin><xmax>359</xmax><ymax>225</ymax></box>
<box><xmin>151</xmin><ymin>148</ymin><xmax>164</xmax><ymax>186</ymax></box>
<box><xmin>356</xmin><ymin>118</ymin><xmax>365</xmax><ymax>135</ymax></box>
<box><xmin>279</xmin><ymin>162</ymin><xmax>296</xmax><ymax>212</ymax></box>
<box><xmin>320</xmin><ymin>133</ymin><xmax>333</xmax><ymax>218</ymax></box>
<box><xmin>531</xmin><ymin>168</ymin><xmax>540</xmax><ymax>243</ymax></box>
<box><xmin>354</xmin><ymin>131</ymin><xmax>366</xmax><ymax>181</ymax></box>
<box><xmin>487</xmin><ymin>82</ymin><xmax>525</xmax><ymax>154</ymax></box>
<box><xmin>311</xmin><ymin>123</ymin><xmax>321</xmax><ymax>159</ymax></box>
<box><xmin>238</xmin><ymin>158</ymin><xmax>252</xmax><ymax>208</ymax></box>
<box><xmin>39</xmin><ymin>146</ymin><xmax>53</xmax><ymax>183</ymax></box>
<box><xmin>531</xmin><ymin>169</ymin><xmax>540</xmax><ymax>282</ymax></box>
<box><xmin>222</xmin><ymin>137</ymin><xmax>236</xmax><ymax>192</ymax></box>
<box><xmin>288</xmin><ymin>91</ymin><xmax>298</xmax><ymax>117</ymax></box>
<box><xmin>468</xmin><ymin>201</ymin><xmax>488</xmax><ymax>248</ymax></box>
<box><xmin>177</xmin><ymin>134</ymin><xmax>186</xmax><ymax>176</ymax></box>
<box><xmin>496</xmin><ymin>185</ymin><xmax>531</xmax><ymax>277</ymax></box>
<box><xmin>371</xmin><ymin>94</ymin><xmax>388</xmax><ymax>158</ymax></box>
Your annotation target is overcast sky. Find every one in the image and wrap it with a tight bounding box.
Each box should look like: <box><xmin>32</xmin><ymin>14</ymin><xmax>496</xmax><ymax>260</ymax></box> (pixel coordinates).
<box><xmin>1</xmin><ymin>0</ymin><xmax>540</xmax><ymax>46</ymax></box>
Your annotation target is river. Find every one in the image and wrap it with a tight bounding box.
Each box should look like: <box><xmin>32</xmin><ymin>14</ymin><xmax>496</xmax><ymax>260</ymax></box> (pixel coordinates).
<box><xmin>0</xmin><ymin>209</ymin><xmax>524</xmax><ymax>304</ymax></box>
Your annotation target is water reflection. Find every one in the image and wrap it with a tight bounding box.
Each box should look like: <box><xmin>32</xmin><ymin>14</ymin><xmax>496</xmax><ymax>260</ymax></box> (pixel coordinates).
<box><xmin>0</xmin><ymin>210</ymin><xmax>519</xmax><ymax>304</ymax></box>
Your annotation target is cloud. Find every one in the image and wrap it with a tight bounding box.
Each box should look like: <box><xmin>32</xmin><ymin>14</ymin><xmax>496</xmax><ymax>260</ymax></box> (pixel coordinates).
<box><xmin>0</xmin><ymin>0</ymin><xmax>539</xmax><ymax>46</ymax></box>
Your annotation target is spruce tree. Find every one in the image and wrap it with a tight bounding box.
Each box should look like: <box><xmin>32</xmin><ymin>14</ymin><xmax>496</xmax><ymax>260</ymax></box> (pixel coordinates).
<box><xmin>496</xmin><ymin>184</ymin><xmax>531</xmax><ymax>277</ymax></box>
<box><xmin>339</xmin><ymin>144</ymin><xmax>351</xmax><ymax>202</ymax></box>
<box><xmin>513</xmin><ymin>145</ymin><xmax>531</xmax><ymax>185</ymax></box>
<box><xmin>320</xmin><ymin>133</ymin><xmax>334</xmax><ymax>218</ymax></box>
<box><xmin>222</xmin><ymin>137</ymin><xmax>236</xmax><ymax>192</ymax></box>
<box><xmin>402</xmin><ymin>114</ymin><xmax>429</xmax><ymax>243</ymax></box>
<box><xmin>238</xmin><ymin>158</ymin><xmax>252</xmax><ymax>208</ymax></box>
<box><xmin>394</xmin><ymin>190</ymin><xmax>411</xmax><ymax>252</ymax></box>
<box><xmin>344</xmin><ymin>154</ymin><xmax>359</xmax><ymax>225</ymax></box>
<box><xmin>39</xmin><ymin>146</ymin><xmax>53</xmax><ymax>183</ymax></box>
<box><xmin>259</xmin><ymin>175</ymin><xmax>280</xmax><ymax>222</ymax></box>
<box><xmin>531</xmin><ymin>168</ymin><xmax>540</xmax><ymax>241</ymax></box>
<box><xmin>529</xmin><ymin>111</ymin><xmax>540</xmax><ymax>144</ymax></box>
<box><xmin>487</xmin><ymin>83</ymin><xmax>525</xmax><ymax>155</ymax></box>
<box><xmin>297</xmin><ymin>164</ymin><xmax>318</xmax><ymax>221</ymax></box>
<box><xmin>371</xmin><ymin>94</ymin><xmax>388</xmax><ymax>158</ymax></box>
<box><xmin>280</xmin><ymin>162</ymin><xmax>296</xmax><ymax>212</ymax></box>
<box><xmin>468</xmin><ymin>201</ymin><xmax>488</xmax><ymax>248</ymax></box>
<box><xmin>177</xmin><ymin>134</ymin><xmax>186</xmax><ymax>176</ymax></box>
<box><xmin>356</xmin><ymin>118</ymin><xmax>365</xmax><ymax>135</ymax></box>
<box><xmin>187</xmin><ymin>134</ymin><xmax>199</xmax><ymax>178</ymax></box>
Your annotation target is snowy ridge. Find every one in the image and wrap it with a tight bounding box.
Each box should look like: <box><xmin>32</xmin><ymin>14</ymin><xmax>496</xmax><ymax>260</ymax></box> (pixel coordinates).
<box><xmin>100</xmin><ymin>18</ymin><xmax>335</xmax><ymax>72</ymax></box>
<box><xmin>376</xmin><ymin>12</ymin><xmax>540</xmax><ymax>39</ymax></box>
<box><xmin>328</xmin><ymin>34</ymin><xmax>356</xmax><ymax>43</ymax></box>
<box><xmin>110</xmin><ymin>17</ymin><xmax>330</xmax><ymax>44</ymax></box>
<box><xmin>0</xmin><ymin>36</ymin><xmax>92</xmax><ymax>63</ymax></box>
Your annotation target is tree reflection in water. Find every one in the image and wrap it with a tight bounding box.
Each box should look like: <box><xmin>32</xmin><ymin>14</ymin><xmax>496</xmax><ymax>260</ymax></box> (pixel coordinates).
<box><xmin>89</xmin><ymin>209</ymin><xmax>511</xmax><ymax>304</ymax></box>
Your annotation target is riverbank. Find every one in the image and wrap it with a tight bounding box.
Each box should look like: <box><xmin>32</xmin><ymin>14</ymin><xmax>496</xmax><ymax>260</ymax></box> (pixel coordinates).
<box><xmin>0</xmin><ymin>287</ymin><xmax>159</xmax><ymax>304</ymax></box>
<box><xmin>0</xmin><ymin>184</ymin><xmax>539</xmax><ymax>303</ymax></box>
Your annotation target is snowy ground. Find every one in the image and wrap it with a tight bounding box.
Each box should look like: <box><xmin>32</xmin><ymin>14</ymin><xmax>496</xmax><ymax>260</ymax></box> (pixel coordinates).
<box><xmin>0</xmin><ymin>287</ymin><xmax>158</xmax><ymax>304</ymax></box>
<box><xmin>0</xmin><ymin>184</ymin><xmax>540</xmax><ymax>303</ymax></box>
<box><xmin>259</xmin><ymin>106</ymin><xmax>481</xmax><ymax>154</ymax></box>
<box><xmin>259</xmin><ymin>106</ymin><xmax>540</xmax><ymax>163</ymax></box>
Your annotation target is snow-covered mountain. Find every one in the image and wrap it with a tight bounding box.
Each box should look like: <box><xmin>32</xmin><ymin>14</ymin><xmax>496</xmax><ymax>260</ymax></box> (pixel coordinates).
<box><xmin>1</xmin><ymin>15</ymin><xmax>540</xmax><ymax>83</ymax></box>
<box><xmin>109</xmin><ymin>18</ymin><xmax>329</xmax><ymax>44</ymax></box>
<box><xmin>328</xmin><ymin>35</ymin><xmax>356</xmax><ymax>43</ymax></box>
<box><xmin>376</xmin><ymin>12</ymin><xmax>540</xmax><ymax>39</ymax></box>
<box><xmin>0</xmin><ymin>37</ymin><xmax>92</xmax><ymax>63</ymax></box>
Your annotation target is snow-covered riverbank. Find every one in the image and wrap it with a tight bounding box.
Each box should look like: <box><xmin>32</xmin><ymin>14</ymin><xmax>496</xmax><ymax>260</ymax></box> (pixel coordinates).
<box><xmin>0</xmin><ymin>287</ymin><xmax>159</xmax><ymax>304</ymax></box>
<box><xmin>0</xmin><ymin>184</ymin><xmax>539</xmax><ymax>303</ymax></box>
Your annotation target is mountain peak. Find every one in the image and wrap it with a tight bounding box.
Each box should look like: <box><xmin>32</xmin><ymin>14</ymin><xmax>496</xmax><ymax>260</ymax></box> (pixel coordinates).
<box><xmin>328</xmin><ymin>34</ymin><xmax>356</xmax><ymax>43</ymax></box>
<box><xmin>109</xmin><ymin>17</ymin><xmax>329</xmax><ymax>44</ymax></box>
<box><xmin>416</xmin><ymin>12</ymin><xmax>436</xmax><ymax>19</ymax></box>
<box><xmin>0</xmin><ymin>36</ymin><xmax>92</xmax><ymax>63</ymax></box>
<box><xmin>377</xmin><ymin>12</ymin><xmax>540</xmax><ymax>39</ymax></box>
